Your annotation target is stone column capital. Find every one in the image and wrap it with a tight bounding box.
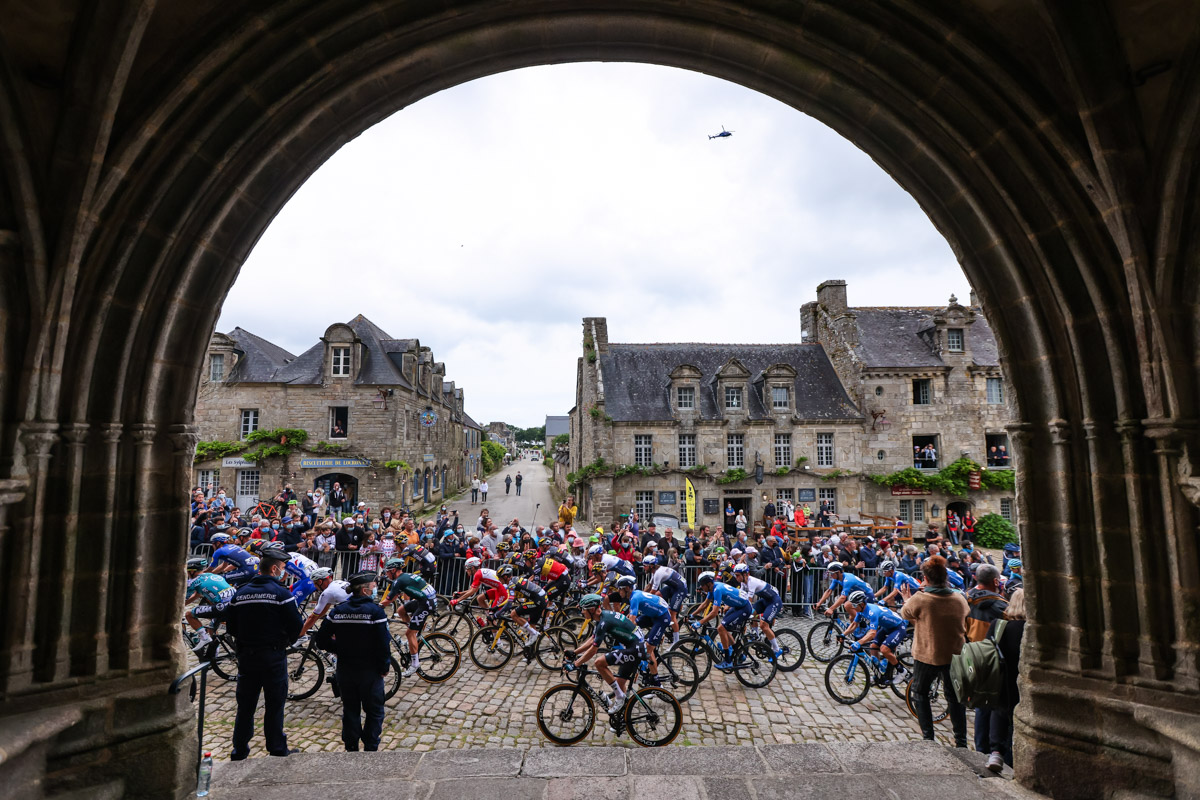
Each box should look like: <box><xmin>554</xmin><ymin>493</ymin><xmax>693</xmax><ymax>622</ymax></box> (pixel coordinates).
<box><xmin>97</xmin><ymin>422</ymin><xmax>124</xmax><ymax>444</ymax></box>
<box><xmin>1047</xmin><ymin>419</ymin><xmax>1071</xmax><ymax>445</ymax></box>
<box><xmin>0</xmin><ymin>477</ymin><xmax>29</xmax><ymax>507</ymax></box>
<box><xmin>166</xmin><ymin>424</ymin><xmax>200</xmax><ymax>457</ymax></box>
<box><xmin>127</xmin><ymin>423</ymin><xmax>158</xmax><ymax>445</ymax></box>
<box><xmin>59</xmin><ymin>422</ymin><xmax>91</xmax><ymax>446</ymax></box>
<box><xmin>17</xmin><ymin>422</ymin><xmax>60</xmax><ymax>458</ymax></box>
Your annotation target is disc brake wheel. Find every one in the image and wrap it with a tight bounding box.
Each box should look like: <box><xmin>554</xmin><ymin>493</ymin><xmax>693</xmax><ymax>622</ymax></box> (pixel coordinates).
<box><xmin>824</xmin><ymin>654</ymin><xmax>871</xmax><ymax>705</ymax></box>
<box><xmin>208</xmin><ymin>638</ymin><xmax>240</xmax><ymax>682</ymax></box>
<box><xmin>624</xmin><ymin>687</ymin><xmax>682</xmax><ymax>747</ymax></box>
<box><xmin>284</xmin><ymin>647</ymin><xmax>324</xmax><ymax>700</ymax></box>
<box><xmin>733</xmin><ymin>643</ymin><xmax>777</xmax><ymax>689</ymax></box>
<box><xmin>670</xmin><ymin>636</ymin><xmax>712</xmax><ymax>682</ymax></box>
<box><xmin>772</xmin><ymin>628</ymin><xmax>807</xmax><ymax>672</ymax></box>
<box><xmin>536</xmin><ymin>684</ymin><xmax>595</xmax><ymax>745</ymax></box>
<box><xmin>417</xmin><ymin>632</ymin><xmax>460</xmax><ymax>683</ymax></box>
<box><xmin>906</xmin><ymin>671</ymin><xmax>949</xmax><ymax>723</ymax></box>
<box><xmin>468</xmin><ymin>625</ymin><xmax>514</xmax><ymax>670</ymax></box>
<box><xmin>383</xmin><ymin>656</ymin><xmax>403</xmax><ymax>701</ymax></box>
<box><xmin>655</xmin><ymin>651</ymin><xmax>699</xmax><ymax>703</ymax></box>
<box><xmin>807</xmin><ymin>621</ymin><xmax>844</xmax><ymax>663</ymax></box>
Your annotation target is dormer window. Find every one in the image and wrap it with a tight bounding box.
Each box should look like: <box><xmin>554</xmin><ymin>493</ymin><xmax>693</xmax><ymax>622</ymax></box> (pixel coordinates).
<box><xmin>210</xmin><ymin>353</ymin><xmax>225</xmax><ymax>382</ymax></box>
<box><xmin>332</xmin><ymin>347</ymin><xmax>351</xmax><ymax>377</ymax></box>
<box><xmin>947</xmin><ymin>328</ymin><xmax>964</xmax><ymax>352</ymax></box>
<box><xmin>771</xmin><ymin>386</ymin><xmax>789</xmax><ymax>410</ymax></box>
<box><xmin>677</xmin><ymin>387</ymin><xmax>695</xmax><ymax>410</ymax></box>
<box><xmin>725</xmin><ymin>386</ymin><xmax>743</xmax><ymax>409</ymax></box>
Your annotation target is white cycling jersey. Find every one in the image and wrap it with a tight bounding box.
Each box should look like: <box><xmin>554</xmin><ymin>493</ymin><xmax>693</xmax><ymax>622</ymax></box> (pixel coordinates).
<box><xmin>287</xmin><ymin>552</ymin><xmax>320</xmax><ymax>579</ymax></box>
<box><xmin>649</xmin><ymin>565</ymin><xmax>682</xmax><ymax>591</ymax></box>
<box><xmin>744</xmin><ymin>575</ymin><xmax>770</xmax><ymax>600</ymax></box>
<box><xmin>313</xmin><ymin>580</ymin><xmax>351</xmax><ymax>615</ymax></box>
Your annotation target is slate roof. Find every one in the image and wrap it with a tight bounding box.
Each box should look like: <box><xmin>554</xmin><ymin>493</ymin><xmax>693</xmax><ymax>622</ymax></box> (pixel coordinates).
<box><xmin>850</xmin><ymin>307</ymin><xmax>1000</xmax><ymax>368</ymax></box>
<box><xmin>225</xmin><ymin>328</ymin><xmax>297</xmax><ymax>382</ymax></box>
<box><xmin>545</xmin><ymin>415</ymin><xmax>570</xmax><ymax>437</ymax></box>
<box><xmin>599</xmin><ymin>344</ymin><xmax>861</xmax><ymax>422</ymax></box>
<box><xmin>462</xmin><ymin>412</ymin><xmax>483</xmax><ymax>431</ymax></box>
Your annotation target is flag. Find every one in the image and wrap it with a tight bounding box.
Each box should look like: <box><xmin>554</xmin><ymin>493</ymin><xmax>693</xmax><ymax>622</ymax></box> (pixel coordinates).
<box><xmin>685</xmin><ymin>477</ymin><xmax>696</xmax><ymax>530</ymax></box>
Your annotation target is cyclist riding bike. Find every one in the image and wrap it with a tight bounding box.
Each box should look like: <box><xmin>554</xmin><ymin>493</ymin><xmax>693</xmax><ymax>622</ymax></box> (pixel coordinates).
<box><xmin>644</xmin><ymin>554</ymin><xmax>687</xmax><ymax>645</ymax></box>
<box><xmin>452</xmin><ymin>557</ymin><xmax>510</xmax><ymax>614</ymax></box>
<box><xmin>845</xmin><ymin>590</ymin><xmax>909</xmax><ymax>685</ymax></box>
<box><xmin>381</xmin><ymin>557</ymin><xmax>438</xmax><ymax>676</ymax></box>
<box><xmin>876</xmin><ymin>561</ymin><xmax>922</xmax><ymax>608</ymax></box>
<box><xmin>587</xmin><ymin>545</ymin><xmax>636</xmax><ymax>580</ymax></box>
<box><xmin>695</xmin><ymin>571</ymin><xmax>753</xmax><ymax>670</ymax></box>
<box><xmin>611</xmin><ymin>576</ymin><xmax>671</xmax><ymax>683</ymax></box>
<box><xmin>732</xmin><ymin>562</ymin><xmax>784</xmax><ymax>659</ymax></box>
<box><xmin>285</xmin><ymin>551</ymin><xmax>322</xmax><ymax>604</ymax></box>
<box><xmin>817</xmin><ymin>563</ymin><xmax>877</xmax><ymax>618</ymax></box>
<box><xmin>402</xmin><ymin>543</ymin><xmax>438</xmax><ymax>583</ymax></box>
<box><xmin>205</xmin><ymin>532</ymin><xmax>260</xmax><ymax>587</ymax></box>
<box><xmin>567</xmin><ymin>594</ymin><xmax>648</xmax><ymax>714</ymax></box>
<box><xmin>498</xmin><ymin>565</ymin><xmax>547</xmax><ymax>655</ymax></box>
<box><xmin>538</xmin><ymin>554</ymin><xmax>573</xmax><ymax>609</ymax></box>
<box><xmin>298</xmin><ymin>567</ymin><xmax>350</xmax><ymax>637</ymax></box>
<box><xmin>184</xmin><ymin>572</ymin><xmax>235</xmax><ymax>652</ymax></box>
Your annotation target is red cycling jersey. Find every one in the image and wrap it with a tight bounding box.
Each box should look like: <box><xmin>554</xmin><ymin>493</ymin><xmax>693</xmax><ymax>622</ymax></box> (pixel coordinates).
<box><xmin>471</xmin><ymin>568</ymin><xmax>509</xmax><ymax>607</ymax></box>
<box><xmin>541</xmin><ymin>558</ymin><xmax>569</xmax><ymax>581</ymax></box>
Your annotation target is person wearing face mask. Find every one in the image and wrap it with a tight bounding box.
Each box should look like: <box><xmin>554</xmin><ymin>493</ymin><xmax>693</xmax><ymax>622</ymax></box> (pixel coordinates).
<box><xmin>302</xmin><ymin>491</ymin><xmax>316</xmax><ymax>527</ymax></box>
<box><xmin>279</xmin><ymin>515</ymin><xmax>305</xmax><ymax>551</ymax></box>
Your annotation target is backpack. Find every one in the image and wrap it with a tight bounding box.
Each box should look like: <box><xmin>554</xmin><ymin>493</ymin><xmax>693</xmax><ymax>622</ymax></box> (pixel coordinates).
<box><xmin>950</xmin><ymin>619</ymin><xmax>1008</xmax><ymax>710</ymax></box>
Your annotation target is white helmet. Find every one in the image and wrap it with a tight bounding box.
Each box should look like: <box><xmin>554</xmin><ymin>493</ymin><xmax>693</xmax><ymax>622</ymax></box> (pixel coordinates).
<box><xmin>642</xmin><ymin>554</ymin><xmax>658</xmax><ymax>565</ymax></box>
<box><xmin>587</xmin><ymin>544</ymin><xmax>603</xmax><ymax>556</ymax></box>
<box><xmin>733</xmin><ymin>563</ymin><xmax>749</xmax><ymax>574</ymax></box>
<box><xmin>464</xmin><ymin>557</ymin><xmax>482</xmax><ymax>570</ymax></box>
<box><xmin>697</xmin><ymin>571</ymin><xmax>715</xmax><ymax>585</ymax></box>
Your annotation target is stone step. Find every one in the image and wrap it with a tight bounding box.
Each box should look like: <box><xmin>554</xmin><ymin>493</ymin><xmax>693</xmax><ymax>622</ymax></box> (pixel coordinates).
<box><xmin>212</xmin><ymin>742</ymin><xmax>1042</xmax><ymax>799</ymax></box>
<box><xmin>46</xmin><ymin>779</ymin><xmax>124</xmax><ymax>800</ymax></box>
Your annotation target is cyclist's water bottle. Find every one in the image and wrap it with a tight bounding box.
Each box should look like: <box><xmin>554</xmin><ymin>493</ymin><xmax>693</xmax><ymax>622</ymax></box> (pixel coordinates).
<box><xmin>196</xmin><ymin>752</ymin><xmax>213</xmax><ymax>797</ymax></box>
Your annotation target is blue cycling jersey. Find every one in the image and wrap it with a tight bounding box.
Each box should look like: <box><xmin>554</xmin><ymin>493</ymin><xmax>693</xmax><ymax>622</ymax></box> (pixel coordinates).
<box><xmin>854</xmin><ymin>603</ymin><xmax>906</xmax><ymax>634</ymax></box>
<box><xmin>210</xmin><ymin>544</ymin><xmax>253</xmax><ymax>569</ymax></box>
<box><xmin>709</xmin><ymin>581</ymin><xmax>750</xmax><ymax>609</ymax></box>
<box><xmin>629</xmin><ymin>590</ymin><xmax>670</xmax><ymax>621</ymax></box>
<box><xmin>883</xmin><ymin>572</ymin><xmax>922</xmax><ymax>594</ymax></box>
<box><xmin>946</xmin><ymin>570</ymin><xmax>965</xmax><ymax>589</ymax></box>
<box><xmin>840</xmin><ymin>573</ymin><xmax>876</xmax><ymax>599</ymax></box>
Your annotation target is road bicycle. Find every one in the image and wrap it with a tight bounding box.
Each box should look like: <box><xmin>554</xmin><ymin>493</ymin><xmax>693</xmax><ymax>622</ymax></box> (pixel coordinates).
<box><xmin>905</xmin><ymin>670</ymin><xmax>950</xmax><ymax>724</ymax></box>
<box><xmin>387</xmin><ymin>630</ymin><xmax>461</xmax><ymax>691</ymax></box>
<box><xmin>284</xmin><ymin>635</ymin><xmax>401</xmax><ymax>701</ymax></box>
<box><xmin>632</xmin><ymin>651</ymin><xmax>699</xmax><ymax>703</ymax></box>
<box><xmin>467</xmin><ymin>608</ymin><xmax>577</xmax><ymax>671</ymax></box>
<box><xmin>536</xmin><ymin>663</ymin><xmax>682</xmax><ymax>747</ymax></box>
<box><xmin>808</xmin><ymin>609</ymin><xmax>915</xmax><ymax>666</ymax></box>
<box><xmin>823</xmin><ymin>642</ymin><xmax>911</xmax><ymax>705</ymax></box>
<box><xmin>182</xmin><ymin>622</ymin><xmax>240</xmax><ymax>681</ymax></box>
<box><xmin>744</xmin><ymin>619</ymin><xmax>807</xmax><ymax>673</ymax></box>
<box><xmin>671</xmin><ymin>618</ymin><xmax>776</xmax><ymax>687</ymax></box>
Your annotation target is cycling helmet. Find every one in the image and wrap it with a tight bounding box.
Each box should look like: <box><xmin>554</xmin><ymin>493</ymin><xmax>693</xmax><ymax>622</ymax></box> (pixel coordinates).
<box><xmin>401</xmin><ymin>544</ymin><xmax>418</xmax><ymax>557</ymax></box>
<box><xmin>1007</xmin><ymin>558</ymin><xmax>1022</xmax><ymax>570</ymax></box>
<box><xmin>236</xmin><ymin>527</ymin><xmax>254</xmax><ymax>538</ymax></box>
<box><xmin>188</xmin><ymin>573</ymin><xmax>232</xmax><ymax>605</ymax></box>
<box><xmin>733</xmin><ymin>563</ymin><xmax>749</xmax><ymax>574</ymax></box>
<box><xmin>496</xmin><ymin>541</ymin><xmax>510</xmax><ymax>553</ymax></box>
<box><xmin>589</xmin><ymin>562</ymin><xmax>605</xmax><ymax>574</ymax></box>
<box><xmin>579</xmin><ymin>593</ymin><xmax>603</xmax><ymax>609</ymax></box>
<box><xmin>497</xmin><ymin>564</ymin><xmax>514</xmax><ymax>581</ymax></box>
<box><xmin>311</xmin><ymin>567</ymin><xmax>333</xmax><ymax>582</ymax></box>
<box><xmin>826</xmin><ymin>563</ymin><xmax>844</xmax><ymax>573</ymax></box>
<box><xmin>642</xmin><ymin>554</ymin><xmax>658</xmax><ymax>566</ymax></box>
<box><xmin>847</xmin><ymin>590</ymin><xmax>868</xmax><ymax>605</ymax></box>
<box><xmin>384</xmin><ymin>557</ymin><xmax>405</xmax><ymax>571</ymax></box>
<box><xmin>259</xmin><ymin>542</ymin><xmax>288</xmax><ymax>562</ymax></box>
<box><xmin>186</xmin><ymin>557</ymin><xmax>207</xmax><ymax>571</ymax></box>
<box><xmin>1003</xmin><ymin>543</ymin><xmax>1021</xmax><ymax>554</ymax></box>
<box><xmin>209</xmin><ymin>532</ymin><xmax>231</xmax><ymax>545</ymax></box>
<box><xmin>713</xmin><ymin>546</ymin><xmax>727</xmax><ymax>555</ymax></box>
<box><xmin>587</xmin><ymin>544</ymin><xmax>603</xmax><ymax>556</ymax></box>
<box><xmin>464</xmin><ymin>557</ymin><xmax>482</xmax><ymax>569</ymax></box>
<box><xmin>879</xmin><ymin>560</ymin><xmax>896</xmax><ymax>572</ymax></box>
<box><xmin>523</xmin><ymin>550</ymin><xmax>538</xmax><ymax>560</ymax></box>
<box><xmin>615</xmin><ymin>576</ymin><xmax>636</xmax><ymax>590</ymax></box>
<box><xmin>246</xmin><ymin>539</ymin><xmax>267</xmax><ymax>555</ymax></box>
<box><xmin>697</xmin><ymin>571</ymin><xmax>715</xmax><ymax>585</ymax></box>
<box><xmin>718</xmin><ymin>565</ymin><xmax>735</xmax><ymax>582</ymax></box>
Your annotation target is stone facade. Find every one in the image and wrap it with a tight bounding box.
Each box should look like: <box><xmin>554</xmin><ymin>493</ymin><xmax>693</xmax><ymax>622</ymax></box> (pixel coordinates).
<box><xmin>192</xmin><ymin>317</ymin><xmax>484</xmax><ymax>513</ymax></box>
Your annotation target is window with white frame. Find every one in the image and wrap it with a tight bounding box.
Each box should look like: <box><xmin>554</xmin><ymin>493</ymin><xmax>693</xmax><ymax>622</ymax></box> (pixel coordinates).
<box><xmin>329</xmin><ymin>406</ymin><xmax>349</xmax><ymax>439</ymax></box>
<box><xmin>240</xmin><ymin>409</ymin><xmax>259</xmax><ymax>439</ymax></box>
<box><xmin>771</xmin><ymin>386</ymin><xmax>789</xmax><ymax>410</ymax></box>
<box><xmin>237</xmin><ymin>469</ymin><xmax>260</xmax><ymax>500</ymax></box>
<box><xmin>331</xmin><ymin>346</ymin><xmax>351</xmax><ymax>377</ymax></box>
<box><xmin>209</xmin><ymin>354</ymin><xmax>224</xmax><ymax>382</ymax></box>
<box><xmin>724</xmin><ymin>386</ymin><xmax>743</xmax><ymax>409</ymax></box>
<box><xmin>634</xmin><ymin>434</ymin><xmax>653</xmax><ymax>467</ymax></box>
<box><xmin>913</xmin><ymin>379</ymin><xmax>932</xmax><ymax>405</ymax></box>
<box><xmin>986</xmin><ymin>377</ymin><xmax>1004</xmax><ymax>405</ymax></box>
<box><xmin>677</xmin><ymin>386</ymin><xmax>695</xmax><ymax>410</ymax></box>
<box><xmin>727</xmin><ymin>433</ymin><xmax>744</xmax><ymax>468</ymax></box>
<box><xmin>678</xmin><ymin>434</ymin><xmax>696</xmax><ymax>468</ymax></box>
<box><xmin>776</xmin><ymin>488</ymin><xmax>793</xmax><ymax>504</ymax></box>
<box><xmin>818</xmin><ymin>487</ymin><xmax>837</xmax><ymax>513</ymax></box>
<box><xmin>196</xmin><ymin>469</ymin><xmax>217</xmax><ymax>495</ymax></box>
<box><xmin>774</xmin><ymin>433</ymin><xmax>792</xmax><ymax>468</ymax></box>
<box><xmin>1000</xmin><ymin>498</ymin><xmax>1014</xmax><ymax>522</ymax></box>
<box><xmin>816</xmin><ymin>432</ymin><xmax>834</xmax><ymax>467</ymax></box>
<box><xmin>635</xmin><ymin>490</ymin><xmax>654</xmax><ymax>519</ymax></box>
<box><xmin>947</xmin><ymin>328</ymin><xmax>964</xmax><ymax>352</ymax></box>
<box><xmin>899</xmin><ymin>499</ymin><xmax>926</xmax><ymax>523</ymax></box>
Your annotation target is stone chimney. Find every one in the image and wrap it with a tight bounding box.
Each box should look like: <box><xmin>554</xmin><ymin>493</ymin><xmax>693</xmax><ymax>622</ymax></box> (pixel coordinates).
<box><xmin>969</xmin><ymin>289</ymin><xmax>979</xmax><ymax>308</ymax></box>
<box><xmin>816</xmin><ymin>279</ymin><xmax>848</xmax><ymax>315</ymax></box>
<box><xmin>583</xmin><ymin>317</ymin><xmax>609</xmax><ymax>354</ymax></box>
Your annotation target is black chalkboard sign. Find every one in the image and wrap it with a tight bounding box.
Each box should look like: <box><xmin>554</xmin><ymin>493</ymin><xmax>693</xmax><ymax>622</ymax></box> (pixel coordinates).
<box><xmin>797</xmin><ymin>488</ymin><xmax>817</xmax><ymax>502</ymax></box>
<box><xmin>658</xmin><ymin>491</ymin><xmax>677</xmax><ymax>505</ymax></box>
<box><xmin>703</xmin><ymin>498</ymin><xmax>720</xmax><ymax>515</ymax></box>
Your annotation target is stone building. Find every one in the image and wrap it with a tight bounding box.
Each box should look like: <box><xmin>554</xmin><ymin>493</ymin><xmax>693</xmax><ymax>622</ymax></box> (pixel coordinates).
<box><xmin>486</xmin><ymin>421</ymin><xmax>516</xmax><ymax>452</ymax></box>
<box><xmin>544</xmin><ymin>415</ymin><xmax>569</xmax><ymax>452</ymax></box>
<box><xmin>569</xmin><ymin>283</ymin><xmax>1015</xmax><ymax>533</ymax></box>
<box><xmin>801</xmin><ymin>280</ymin><xmax>1016</xmax><ymax>527</ymax></box>
<box><xmin>193</xmin><ymin>315</ymin><xmax>485</xmax><ymax>513</ymax></box>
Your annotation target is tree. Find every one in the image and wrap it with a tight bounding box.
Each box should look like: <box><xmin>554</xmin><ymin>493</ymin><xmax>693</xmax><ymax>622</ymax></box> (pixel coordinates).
<box><xmin>513</xmin><ymin>425</ymin><xmax>545</xmax><ymax>443</ymax></box>
<box><xmin>480</xmin><ymin>441</ymin><xmax>507</xmax><ymax>474</ymax></box>
<box><xmin>552</xmin><ymin>432</ymin><xmax>569</xmax><ymax>447</ymax></box>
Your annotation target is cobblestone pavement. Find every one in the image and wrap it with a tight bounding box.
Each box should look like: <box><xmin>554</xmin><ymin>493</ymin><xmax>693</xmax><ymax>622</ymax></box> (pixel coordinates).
<box><xmin>195</xmin><ymin>615</ymin><xmax>976</xmax><ymax>759</ymax></box>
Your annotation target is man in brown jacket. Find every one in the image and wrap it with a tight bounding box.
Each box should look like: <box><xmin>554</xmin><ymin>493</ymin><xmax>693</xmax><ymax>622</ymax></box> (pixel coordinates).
<box><xmin>900</xmin><ymin>555</ymin><xmax>969</xmax><ymax>745</ymax></box>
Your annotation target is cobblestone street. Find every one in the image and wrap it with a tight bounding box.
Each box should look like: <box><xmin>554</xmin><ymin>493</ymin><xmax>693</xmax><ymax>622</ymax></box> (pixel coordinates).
<box><xmin>196</xmin><ymin>616</ymin><xmax>974</xmax><ymax>758</ymax></box>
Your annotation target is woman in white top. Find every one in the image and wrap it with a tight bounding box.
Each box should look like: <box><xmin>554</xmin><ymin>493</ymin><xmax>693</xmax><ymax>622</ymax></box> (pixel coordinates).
<box><xmin>480</xmin><ymin>480</ymin><xmax>489</xmax><ymax>501</ymax></box>
<box><xmin>735</xmin><ymin>510</ymin><xmax>748</xmax><ymax>533</ymax></box>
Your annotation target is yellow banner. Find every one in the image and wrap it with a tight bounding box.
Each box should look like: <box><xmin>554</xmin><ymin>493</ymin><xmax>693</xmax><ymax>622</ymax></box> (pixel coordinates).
<box><xmin>685</xmin><ymin>477</ymin><xmax>696</xmax><ymax>530</ymax></box>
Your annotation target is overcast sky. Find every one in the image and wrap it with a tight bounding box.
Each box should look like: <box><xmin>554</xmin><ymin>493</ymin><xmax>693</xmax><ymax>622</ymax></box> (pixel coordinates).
<box><xmin>220</xmin><ymin>63</ymin><xmax>969</xmax><ymax>428</ymax></box>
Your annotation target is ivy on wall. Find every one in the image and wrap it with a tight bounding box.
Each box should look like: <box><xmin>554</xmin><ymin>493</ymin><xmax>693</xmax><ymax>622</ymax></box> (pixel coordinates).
<box><xmin>194</xmin><ymin>428</ymin><xmax>366</xmax><ymax>464</ymax></box>
<box><xmin>869</xmin><ymin>456</ymin><xmax>1015</xmax><ymax>496</ymax></box>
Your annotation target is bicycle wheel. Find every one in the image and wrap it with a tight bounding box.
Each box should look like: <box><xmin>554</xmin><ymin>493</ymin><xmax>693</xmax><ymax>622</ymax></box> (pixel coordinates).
<box><xmin>733</xmin><ymin>642</ymin><xmax>777</xmax><ymax>689</ymax></box>
<box><xmin>536</xmin><ymin>684</ymin><xmax>596</xmax><ymax>745</ymax></box>
<box><xmin>284</xmin><ymin>647</ymin><xmax>325</xmax><ymax>700</ymax></box>
<box><xmin>208</xmin><ymin>637</ymin><xmax>240</xmax><ymax>681</ymax></box>
<box><xmin>655</xmin><ymin>651</ymin><xmax>699</xmax><ymax>703</ymax></box>
<box><xmin>895</xmin><ymin>631</ymin><xmax>915</xmax><ymax>669</ymax></box>
<box><xmin>468</xmin><ymin>625</ymin><xmax>514</xmax><ymax>670</ymax></box>
<box><xmin>383</xmin><ymin>656</ymin><xmax>403</xmax><ymax>700</ymax></box>
<box><xmin>533</xmin><ymin>629</ymin><xmax>572</xmax><ymax>671</ymax></box>
<box><xmin>624</xmin><ymin>687</ymin><xmax>683</xmax><ymax>747</ymax></box>
<box><xmin>889</xmin><ymin>664</ymin><xmax>913</xmax><ymax>699</ymax></box>
<box><xmin>438</xmin><ymin>608</ymin><xmax>477</xmax><ymax>645</ymax></box>
<box><xmin>417</xmin><ymin>632</ymin><xmax>460</xmax><ymax>683</ymax></box>
<box><xmin>824</xmin><ymin>654</ymin><xmax>871</xmax><ymax>705</ymax></box>
<box><xmin>906</xmin><ymin>671</ymin><xmax>949</xmax><ymax>723</ymax></box>
<box><xmin>807</xmin><ymin>621</ymin><xmax>844</xmax><ymax>663</ymax></box>
<box><xmin>772</xmin><ymin>628</ymin><xmax>807</xmax><ymax>672</ymax></box>
<box><xmin>670</xmin><ymin>635</ymin><xmax>712</xmax><ymax>682</ymax></box>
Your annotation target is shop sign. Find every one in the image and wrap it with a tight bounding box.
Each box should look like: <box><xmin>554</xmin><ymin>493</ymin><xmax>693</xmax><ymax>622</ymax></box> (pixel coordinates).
<box><xmin>299</xmin><ymin>457</ymin><xmax>370</xmax><ymax>469</ymax></box>
<box><xmin>890</xmin><ymin>486</ymin><xmax>932</xmax><ymax>496</ymax></box>
<box><xmin>658</xmin><ymin>491</ymin><xmax>677</xmax><ymax>505</ymax></box>
<box><xmin>968</xmin><ymin>470</ymin><xmax>982</xmax><ymax>490</ymax></box>
<box><xmin>222</xmin><ymin>456</ymin><xmax>255</xmax><ymax>468</ymax></box>
<box><xmin>423</xmin><ymin>454</ymin><xmax>435</xmax><ymax>462</ymax></box>
<box><xmin>797</xmin><ymin>488</ymin><xmax>817</xmax><ymax>502</ymax></box>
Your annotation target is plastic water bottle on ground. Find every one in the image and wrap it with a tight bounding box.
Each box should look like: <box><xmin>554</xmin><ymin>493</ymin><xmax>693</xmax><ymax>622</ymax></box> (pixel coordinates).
<box><xmin>196</xmin><ymin>751</ymin><xmax>213</xmax><ymax>797</ymax></box>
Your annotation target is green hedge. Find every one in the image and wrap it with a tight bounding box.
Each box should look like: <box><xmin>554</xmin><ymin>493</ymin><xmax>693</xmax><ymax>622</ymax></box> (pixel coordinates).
<box><xmin>974</xmin><ymin>513</ymin><xmax>1018</xmax><ymax>549</ymax></box>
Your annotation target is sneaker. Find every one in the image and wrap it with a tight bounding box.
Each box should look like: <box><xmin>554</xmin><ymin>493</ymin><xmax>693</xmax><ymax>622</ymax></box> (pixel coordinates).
<box><xmin>987</xmin><ymin>752</ymin><xmax>1004</xmax><ymax>773</ymax></box>
<box><xmin>402</xmin><ymin>662</ymin><xmax>420</xmax><ymax>678</ymax></box>
<box><xmin>714</xmin><ymin>660</ymin><xmax>733</xmax><ymax>671</ymax></box>
<box><xmin>191</xmin><ymin>632</ymin><xmax>212</xmax><ymax>653</ymax></box>
<box><xmin>605</xmin><ymin>693</ymin><xmax>625</xmax><ymax>713</ymax></box>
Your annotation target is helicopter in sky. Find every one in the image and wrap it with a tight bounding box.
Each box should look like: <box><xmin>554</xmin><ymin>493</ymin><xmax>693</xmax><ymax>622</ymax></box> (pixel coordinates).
<box><xmin>708</xmin><ymin>126</ymin><xmax>734</xmax><ymax>140</ymax></box>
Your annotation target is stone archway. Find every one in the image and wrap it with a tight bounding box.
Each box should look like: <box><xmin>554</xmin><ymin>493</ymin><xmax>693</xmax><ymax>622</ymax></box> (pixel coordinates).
<box><xmin>1</xmin><ymin>2</ymin><xmax>1198</xmax><ymax>798</ymax></box>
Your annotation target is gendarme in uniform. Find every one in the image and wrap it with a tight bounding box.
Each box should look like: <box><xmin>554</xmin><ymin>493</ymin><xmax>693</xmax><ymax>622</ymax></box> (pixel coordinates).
<box><xmin>224</xmin><ymin>544</ymin><xmax>302</xmax><ymax>760</ymax></box>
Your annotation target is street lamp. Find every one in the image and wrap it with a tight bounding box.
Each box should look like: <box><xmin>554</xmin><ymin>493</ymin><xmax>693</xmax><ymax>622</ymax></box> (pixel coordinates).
<box><xmin>931</xmin><ymin>504</ymin><xmax>941</xmax><ymax>518</ymax></box>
